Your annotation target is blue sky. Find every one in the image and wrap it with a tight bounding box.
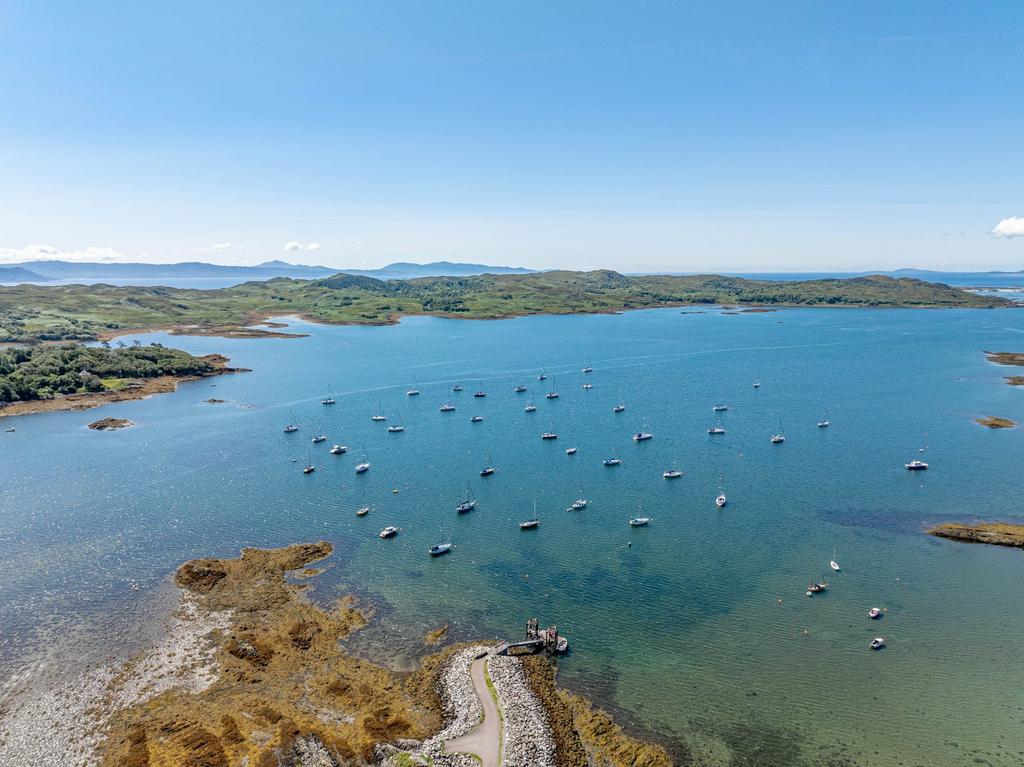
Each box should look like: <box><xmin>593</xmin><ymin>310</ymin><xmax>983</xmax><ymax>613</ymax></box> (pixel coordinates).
<box><xmin>1</xmin><ymin>1</ymin><xmax>1022</xmax><ymax>271</ymax></box>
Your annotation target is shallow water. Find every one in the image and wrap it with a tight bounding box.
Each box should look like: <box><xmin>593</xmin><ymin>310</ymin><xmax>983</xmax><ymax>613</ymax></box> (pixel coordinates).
<box><xmin>2</xmin><ymin>307</ymin><xmax>1023</xmax><ymax>766</ymax></box>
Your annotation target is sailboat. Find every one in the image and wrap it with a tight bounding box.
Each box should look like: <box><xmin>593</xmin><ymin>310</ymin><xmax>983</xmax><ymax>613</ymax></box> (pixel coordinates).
<box><xmin>428</xmin><ymin>530</ymin><xmax>452</xmax><ymax>556</ymax></box>
<box><xmin>629</xmin><ymin>503</ymin><xmax>650</xmax><ymax>526</ymax></box>
<box><xmin>770</xmin><ymin>415</ymin><xmax>786</xmax><ymax>443</ymax></box>
<box><xmin>480</xmin><ymin>452</ymin><xmax>496</xmax><ymax>476</ymax></box>
<box><xmin>302</xmin><ymin>452</ymin><xmax>315</xmax><ymax>474</ymax></box>
<box><xmin>514</xmin><ymin>384</ymin><xmax>528</xmax><ymax>393</ymax></box>
<box><xmin>715</xmin><ymin>476</ymin><xmax>727</xmax><ymax>507</ymax></box>
<box><xmin>455</xmin><ymin>487</ymin><xmax>478</xmax><ymax>513</ymax></box>
<box><xmin>284</xmin><ymin>412</ymin><xmax>300</xmax><ymax>433</ymax></box>
<box><xmin>565</xmin><ymin>446</ymin><xmax>577</xmax><ymax>455</ymax></box>
<box><xmin>371</xmin><ymin>401</ymin><xmax>386</xmax><ymax>421</ymax></box>
<box><xmin>452</xmin><ymin>384</ymin><xmax>464</xmax><ymax>392</ymax></box>
<box><xmin>817</xmin><ymin>411</ymin><xmax>830</xmax><ymax>428</ymax></box>
<box><xmin>312</xmin><ymin>422</ymin><xmax>327</xmax><ymax>442</ymax></box>
<box><xmin>407</xmin><ymin>377</ymin><xmax>420</xmax><ymax>396</ymax></box>
<box><xmin>613</xmin><ymin>388</ymin><xmax>625</xmax><ymax>413</ymax></box>
<box><xmin>708</xmin><ymin>414</ymin><xmax>725</xmax><ymax>435</ymax></box>
<box><xmin>581</xmin><ymin>357</ymin><xmax>593</xmax><ymax>374</ymax></box>
<box><xmin>603</xmin><ymin>457</ymin><xmax>622</xmax><ymax>466</ymax></box>
<box><xmin>537</xmin><ymin>369</ymin><xmax>547</xmax><ymax>381</ymax></box>
<box><xmin>321</xmin><ymin>392</ymin><xmax>336</xmax><ymax>405</ymax></box>
<box><xmin>546</xmin><ymin>378</ymin><xmax>560</xmax><ymax>399</ymax></box>
<box><xmin>663</xmin><ymin>454</ymin><xmax>683</xmax><ymax>479</ymax></box>
<box><xmin>830</xmin><ymin>546</ymin><xmax>841</xmax><ymax>572</ymax></box>
<box><xmin>541</xmin><ymin>424</ymin><xmax>558</xmax><ymax>439</ymax></box>
<box><xmin>520</xmin><ymin>501</ymin><xmax>540</xmax><ymax>529</ymax></box>
<box><xmin>525</xmin><ymin>402</ymin><xmax>537</xmax><ymax>413</ymax></box>
<box><xmin>355</xmin><ymin>448</ymin><xmax>370</xmax><ymax>473</ymax></box>
<box><xmin>386</xmin><ymin>411</ymin><xmax>406</xmax><ymax>433</ymax></box>
<box><xmin>712</xmin><ymin>404</ymin><xmax>729</xmax><ymax>412</ymax></box>
<box><xmin>633</xmin><ymin>422</ymin><xmax>653</xmax><ymax>441</ymax></box>
<box><xmin>470</xmin><ymin>414</ymin><xmax>484</xmax><ymax>422</ymax></box>
<box><xmin>567</xmin><ymin>482</ymin><xmax>589</xmax><ymax>511</ymax></box>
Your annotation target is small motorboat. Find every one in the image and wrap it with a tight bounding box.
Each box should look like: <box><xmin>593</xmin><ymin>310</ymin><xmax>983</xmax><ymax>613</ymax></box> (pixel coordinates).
<box><xmin>355</xmin><ymin>462</ymin><xmax>371</xmax><ymax>473</ymax></box>
<box><xmin>473</xmin><ymin>391</ymin><xmax>487</xmax><ymax>398</ymax></box>
<box><xmin>379</xmin><ymin>526</ymin><xmax>398</xmax><ymax>539</ymax></box>
<box><xmin>663</xmin><ymin>469</ymin><xmax>683</xmax><ymax>479</ymax></box>
<box><xmin>470</xmin><ymin>415</ymin><xmax>484</xmax><ymax>423</ymax></box>
<box><xmin>5</xmin><ymin>427</ymin><xmax>15</xmax><ymax>433</ymax></box>
<box><xmin>525</xmin><ymin>403</ymin><xmax>537</xmax><ymax>412</ymax></box>
<box><xmin>567</xmin><ymin>498</ymin><xmax>588</xmax><ymax>511</ymax></box>
<box><xmin>715</xmin><ymin>493</ymin><xmax>727</xmax><ymax>508</ymax></box>
<box><xmin>566</xmin><ymin>447</ymin><xmax>577</xmax><ymax>455</ymax></box>
<box><xmin>406</xmin><ymin>388</ymin><xmax>420</xmax><ymax>396</ymax></box>
<box><xmin>537</xmin><ymin>371</ymin><xmax>547</xmax><ymax>381</ymax></box>
<box><xmin>628</xmin><ymin>517</ymin><xmax>650</xmax><ymax>527</ymax></box>
<box><xmin>452</xmin><ymin>384</ymin><xmax>464</xmax><ymax>392</ymax></box>
<box><xmin>869</xmin><ymin>637</ymin><xmax>885</xmax><ymax>650</ymax></box>
<box><xmin>817</xmin><ymin>420</ymin><xmax>830</xmax><ymax>428</ymax></box>
<box><xmin>581</xmin><ymin>383</ymin><xmax>593</xmax><ymax>390</ymax></box>
<box><xmin>329</xmin><ymin>444</ymin><xmax>347</xmax><ymax>455</ymax></box>
<box><xmin>712</xmin><ymin>404</ymin><xmax>728</xmax><ymax>412</ymax></box>
<box><xmin>753</xmin><ymin>381</ymin><xmax>761</xmax><ymax>388</ymax></box>
<box><xmin>284</xmin><ymin>424</ymin><xmax>299</xmax><ymax>433</ymax></box>
<box><xmin>541</xmin><ymin>432</ymin><xmax>558</xmax><ymax>440</ymax></box>
<box><xmin>519</xmin><ymin>518</ymin><xmax>540</xmax><ymax>529</ymax></box>
<box><xmin>633</xmin><ymin>432</ymin><xmax>653</xmax><ymax>442</ymax></box>
<box><xmin>440</xmin><ymin>403</ymin><xmax>456</xmax><ymax>412</ymax></box>
<box><xmin>905</xmin><ymin>459</ymin><xmax>928</xmax><ymax>470</ymax></box>
<box><xmin>807</xmin><ymin>581</ymin><xmax>828</xmax><ymax>594</ymax></box>
<box><xmin>708</xmin><ymin>426</ymin><xmax>725</xmax><ymax>435</ymax></box>
<box><xmin>869</xmin><ymin>607</ymin><xmax>883</xmax><ymax>620</ymax></box>
<box><xmin>387</xmin><ymin>424</ymin><xmax>405</xmax><ymax>433</ymax></box>
<box><xmin>603</xmin><ymin>458</ymin><xmax>622</xmax><ymax>466</ymax></box>
<box><xmin>371</xmin><ymin>415</ymin><xmax>386</xmax><ymax>422</ymax></box>
<box><xmin>613</xmin><ymin>404</ymin><xmax>625</xmax><ymax>413</ymax></box>
<box><xmin>514</xmin><ymin>385</ymin><xmax>527</xmax><ymax>393</ymax></box>
<box><xmin>428</xmin><ymin>542</ymin><xmax>452</xmax><ymax>556</ymax></box>
<box><xmin>321</xmin><ymin>397</ymin><xmax>335</xmax><ymax>405</ymax></box>
<box><xmin>356</xmin><ymin>506</ymin><xmax>370</xmax><ymax>517</ymax></box>
<box><xmin>480</xmin><ymin>465</ymin><xmax>496</xmax><ymax>476</ymax></box>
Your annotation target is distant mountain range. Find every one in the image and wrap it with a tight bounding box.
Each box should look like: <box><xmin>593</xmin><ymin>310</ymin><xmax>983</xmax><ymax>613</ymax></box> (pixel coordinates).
<box><xmin>0</xmin><ymin>259</ymin><xmax>535</xmax><ymax>284</ymax></box>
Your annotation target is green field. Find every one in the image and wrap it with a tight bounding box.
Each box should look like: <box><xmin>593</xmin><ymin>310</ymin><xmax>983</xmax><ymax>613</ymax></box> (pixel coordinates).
<box><xmin>0</xmin><ymin>270</ymin><xmax>1012</xmax><ymax>344</ymax></box>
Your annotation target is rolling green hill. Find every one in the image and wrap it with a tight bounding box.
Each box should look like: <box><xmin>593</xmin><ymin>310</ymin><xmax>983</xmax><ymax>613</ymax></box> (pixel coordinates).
<box><xmin>0</xmin><ymin>270</ymin><xmax>1012</xmax><ymax>343</ymax></box>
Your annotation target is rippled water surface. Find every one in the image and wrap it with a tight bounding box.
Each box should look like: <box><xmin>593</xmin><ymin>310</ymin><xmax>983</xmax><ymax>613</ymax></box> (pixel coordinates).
<box><xmin>3</xmin><ymin>307</ymin><xmax>1024</xmax><ymax>766</ymax></box>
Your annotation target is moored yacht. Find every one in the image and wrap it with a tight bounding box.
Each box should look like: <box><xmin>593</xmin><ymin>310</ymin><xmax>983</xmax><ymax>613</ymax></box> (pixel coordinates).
<box><xmin>440</xmin><ymin>402</ymin><xmax>456</xmax><ymax>412</ymax></box>
<box><xmin>565</xmin><ymin>446</ymin><xmax>577</xmax><ymax>455</ymax></box>
<box><xmin>480</xmin><ymin>465</ymin><xmax>496</xmax><ymax>476</ymax></box>
<box><xmin>321</xmin><ymin>396</ymin><xmax>335</xmax><ymax>405</ymax></box>
<box><xmin>869</xmin><ymin>637</ymin><xmax>885</xmax><ymax>650</ymax></box>
<box><xmin>613</xmin><ymin>404</ymin><xmax>625</xmax><ymax>413</ymax></box>
<box><xmin>428</xmin><ymin>542</ymin><xmax>452</xmax><ymax>556</ymax></box>
<box><xmin>663</xmin><ymin>469</ymin><xmax>683</xmax><ymax>479</ymax></box>
<box><xmin>905</xmin><ymin>459</ymin><xmax>928</xmax><ymax>470</ymax></box>
<box><xmin>869</xmin><ymin>607</ymin><xmax>883</xmax><ymax>620</ymax></box>
<box><xmin>387</xmin><ymin>424</ymin><xmax>405</xmax><ymax>433</ymax></box>
<box><xmin>355</xmin><ymin>460</ymin><xmax>370</xmax><ymax>473</ymax></box>
<box><xmin>312</xmin><ymin>433</ymin><xmax>327</xmax><ymax>443</ymax></box>
<box><xmin>356</xmin><ymin>506</ymin><xmax>370</xmax><ymax>516</ymax></box>
<box><xmin>302</xmin><ymin>463</ymin><xmax>315</xmax><ymax>474</ymax></box>
<box><xmin>807</xmin><ymin>581</ymin><xmax>828</xmax><ymax>594</ymax></box>
<box><xmin>581</xmin><ymin>358</ymin><xmax>593</xmax><ymax>373</ymax></box>
<box><xmin>770</xmin><ymin>433</ymin><xmax>785</xmax><ymax>443</ymax></box>
<box><xmin>473</xmin><ymin>391</ymin><xmax>486</xmax><ymax>398</ymax></box>
<box><xmin>520</xmin><ymin>500</ymin><xmax>540</xmax><ymax>529</ymax></box>
<box><xmin>541</xmin><ymin>431</ymin><xmax>558</xmax><ymax>440</ymax></box>
<box><xmin>525</xmin><ymin>402</ymin><xmax>537</xmax><ymax>412</ymax></box>
<box><xmin>603</xmin><ymin>457</ymin><xmax>622</xmax><ymax>466</ymax></box>
<box><xmin>712</xmin><ymin>404</ymin><xmax>728</xmax><ymax>412</ymax></box>
<box><xmin>715</xmin><ymin>493</ymin><xmax>727</xmax><ymax>507</ymax></box>
<box><xmin>633</xmin><ymin>431</ymin><xmax>653</xmax><ymax>442</ymax></box>
<box><xmin>284</xmin><ymin>423</ymin><xmax>300</xmax><ymax>433</ymax></box>
<box><xmin>379</xmin><ymin>526</ymin><xmax>398</xmax><ymax>539</ymax></box>
<box><xmin>452</xmin><ymin>384</ymin><xmax>464</xmax><ymax>392</ymax></box>
<box><xmin>470</xmin><ymin>415</ymin><xmax>483</xmax><ymax>422</ymax></box>
<box><xmin>581</xmin><ymin>382</ymin><xmax>593</xmax><ymax>390</ymax></box>
<box><xmin>455</xmin><ymin>488</ymin><xmax>477</xmax><ymax>513</ymax></box>
<box><xmin>514</xmin><ymin>385</ymin><xmax>527</xmax><ymax>393</ymax></box>
<box><xmin>329</xmin><ymin>444</ymin><xmax>347</xmax><ymax>455</ymax></box>
<box><xmin>628</xmin><ymin>516</ymin><xmax>650</xmax><ymax>527</ymax></box>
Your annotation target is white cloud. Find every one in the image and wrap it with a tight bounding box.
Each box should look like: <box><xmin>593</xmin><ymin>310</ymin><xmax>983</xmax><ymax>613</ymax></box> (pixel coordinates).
<box><xmin>283</xmin><ymin>241</ymin><xmax>321</xmax><ymax>253</ymax></box>
<box><xmin>0</xmin><ymin>244</ymin><xmax>124</xmax><ymax>264</ymax></box>
<box><xmin>195</xmin><ymin>241</ymin><xmax>242</xmax><ymax>254</ymax></box>
<box><xmin>992</xmin><ymin>217</ymin><xmax>1024</xmax><ymax>239</ymax></box>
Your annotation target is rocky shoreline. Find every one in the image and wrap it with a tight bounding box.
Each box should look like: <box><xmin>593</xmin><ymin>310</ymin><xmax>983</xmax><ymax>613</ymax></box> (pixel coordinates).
<box><xmin>928</xmin><ymin>522</ymin><xmax>1024</xmax><ymax>549</ymax></box>
<box><xmin>0</xmin><ymin>542</ymin><xmax>669</xmax><ymax>767</ymax></box>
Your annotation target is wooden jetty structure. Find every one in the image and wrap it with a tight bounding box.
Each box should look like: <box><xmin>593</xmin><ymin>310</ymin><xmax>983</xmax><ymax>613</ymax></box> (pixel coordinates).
<box><xmin>493</xmin><ymin>618</ymin><xmax>569</xmax><ymax>656</ymax></box>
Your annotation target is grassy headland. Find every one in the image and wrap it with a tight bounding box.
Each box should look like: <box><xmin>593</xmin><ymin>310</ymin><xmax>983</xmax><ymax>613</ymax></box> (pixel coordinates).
<box><xmin>0</xmin><ymin>270</ymin><xmax>1011</xmax><ymax>343</ymax></box>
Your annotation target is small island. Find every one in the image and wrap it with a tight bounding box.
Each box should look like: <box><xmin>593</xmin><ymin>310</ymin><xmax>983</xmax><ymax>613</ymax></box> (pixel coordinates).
<box><xmin>928</xmin><ymin>522</ymin><xmax>1024</xmax><ymax>549</ymax></box>
<box><xmin>976</xmin><ymin>416</ymin><xmax>1016</xmax><ymax>429</ymax></box>
<box><xmin>985</xmin><ymin>351</ymin><xmax>1024</xmax><ymax>385</ymax></box>
<box><xmin>88</xmin><ymin>417</ymin><xmax>133</xmax><ymax>431</ymax></box>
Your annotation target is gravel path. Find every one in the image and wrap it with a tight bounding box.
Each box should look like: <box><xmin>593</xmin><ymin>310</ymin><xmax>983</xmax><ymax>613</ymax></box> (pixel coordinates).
<box><xmin>443</xmin><ymin>655</ymin><xmax>502</xmax><ymax>767</ymax></box>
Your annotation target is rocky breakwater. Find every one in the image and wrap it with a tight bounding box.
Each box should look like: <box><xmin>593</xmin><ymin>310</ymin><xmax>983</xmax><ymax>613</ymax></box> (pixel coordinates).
<box><xmin>929</xmin><ymin>522</ymin><xmax>1024</xmax><ymax>549</ymax></box>
<box><xmin>488</xmin><ymin>653</ymin><xmax>556</xmax><ymax>767</ymax></box>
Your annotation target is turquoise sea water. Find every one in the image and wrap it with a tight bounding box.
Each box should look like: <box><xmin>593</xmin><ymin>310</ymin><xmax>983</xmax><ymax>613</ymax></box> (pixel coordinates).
<box><xmin>2</xmin><ymin>307</ymin><xmax>1024</xmax><ymax>766</ymax></box>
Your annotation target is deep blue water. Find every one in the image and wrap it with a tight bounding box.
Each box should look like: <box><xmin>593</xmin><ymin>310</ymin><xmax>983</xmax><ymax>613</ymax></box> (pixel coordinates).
<box><xmin>2</xmin><ymin>307</ymin><xmax>1024</xmax><ymax>766</ymax></box>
